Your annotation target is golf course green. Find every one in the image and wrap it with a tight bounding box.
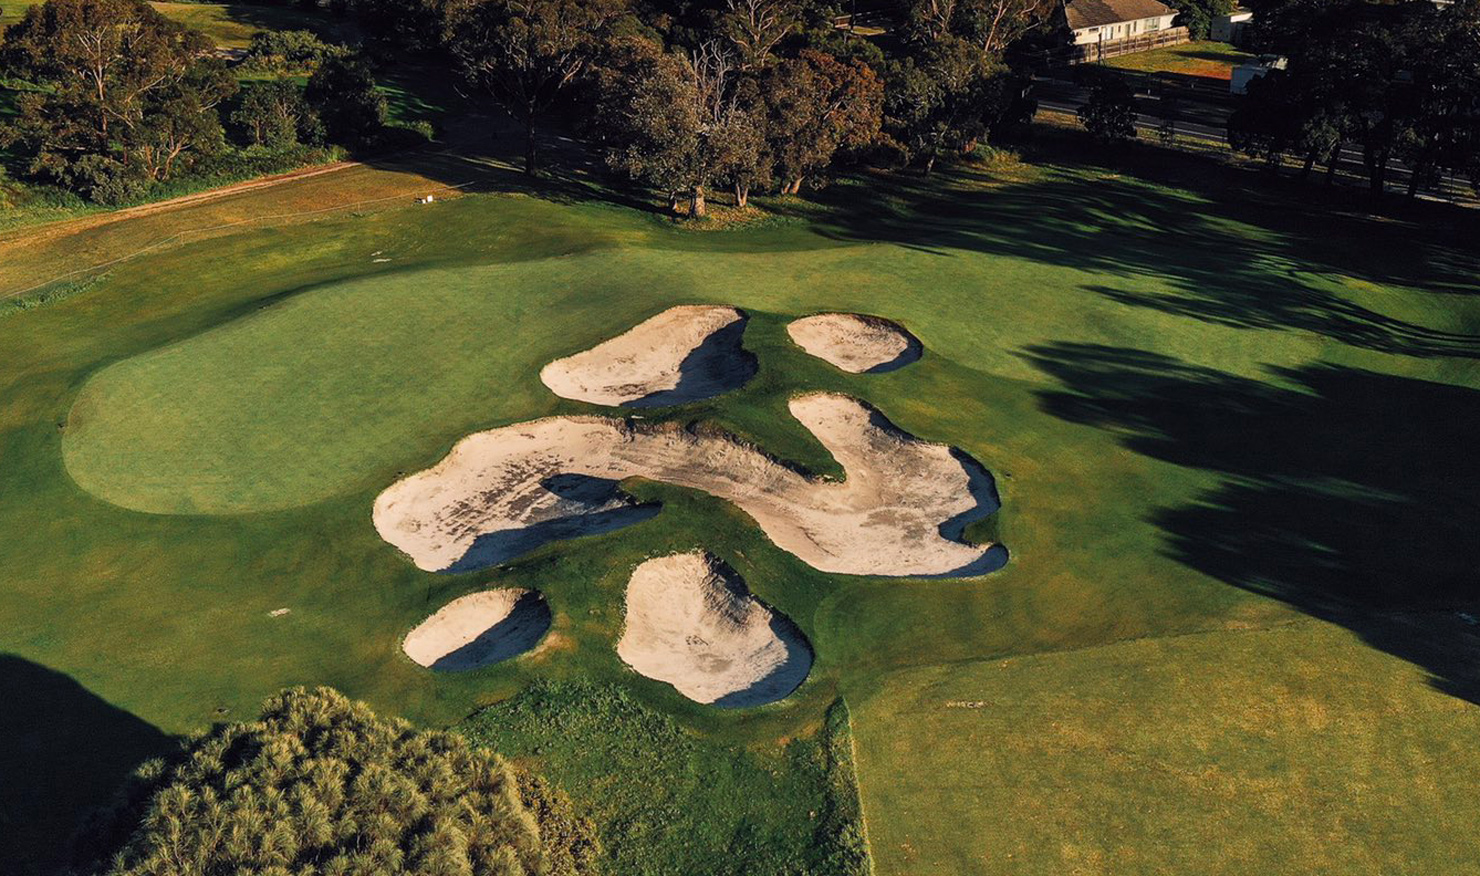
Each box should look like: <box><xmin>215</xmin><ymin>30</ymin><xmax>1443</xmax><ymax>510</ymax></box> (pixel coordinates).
<box><xmin>5</xmin><ymin>146</ymin><xmax>1480</xmax><ymax>874</ymax></box>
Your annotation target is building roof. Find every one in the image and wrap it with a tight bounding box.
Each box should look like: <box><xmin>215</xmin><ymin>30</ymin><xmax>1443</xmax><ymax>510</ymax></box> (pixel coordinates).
<box><xmin>1064</xmin><ymin>0</ymin><xmax>1177</xmax><ymax>29</ymax></box>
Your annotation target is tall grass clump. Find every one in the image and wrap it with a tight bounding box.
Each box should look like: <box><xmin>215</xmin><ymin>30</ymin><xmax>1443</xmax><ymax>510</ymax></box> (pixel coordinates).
<box><xmin>72</xmin><ymin>687</ymin><xmax>597</xmax><ymax>876</ymax></box>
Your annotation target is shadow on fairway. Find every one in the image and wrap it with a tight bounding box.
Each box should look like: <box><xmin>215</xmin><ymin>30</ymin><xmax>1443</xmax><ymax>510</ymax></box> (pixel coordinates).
<box><xmin>786</xmin><ymin>138</ymin><xmax>1480</xmax><ymax>359</ymax></box>
<box><xmin>1023</xmin><ymin>343</ymin><xmax>1480</xmax><ymax>703</ymax></box>
<box><xmin>0</xmin><ymin>654</ymin><xmax>173</xmax><ymax>875</ymax></box>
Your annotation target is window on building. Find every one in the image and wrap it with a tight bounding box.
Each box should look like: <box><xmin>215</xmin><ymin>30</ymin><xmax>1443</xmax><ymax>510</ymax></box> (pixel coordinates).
<box><xmin>1146</xmin><ymin>17</ymin><xmax>1160</xmax><ymax>30</ymax></box>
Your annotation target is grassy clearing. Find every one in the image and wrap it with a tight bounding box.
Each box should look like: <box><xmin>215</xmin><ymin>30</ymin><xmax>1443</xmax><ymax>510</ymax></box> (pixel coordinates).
<box><xmin>3</xmin><ymin>132</ymin><xmax>1479</xmax><ymax>874</ymax></box>
<box><xmin>1104</xmin><ymin>40</ymin><xmax>1255</xmax><ymax>80</ymax></box>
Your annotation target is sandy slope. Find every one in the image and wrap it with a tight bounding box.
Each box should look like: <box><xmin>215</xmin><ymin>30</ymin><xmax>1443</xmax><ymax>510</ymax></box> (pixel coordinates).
<box><xmin>617</xmin><ymin>552</ymin><xmax>811</xmax><ymax>707</ymax></box>
<box><xmin>539</xmin><ymin>305</ymin><xmax>756</xmax><ymax>406</ymax></box>
<box><xmin>373</xmin><ymin>393</ymin><xmax>1005</xmax><ymax>577</ymax></box>
<box><xmin>786</xmin><ymin>313</ymin><xmax>921</xmax><ymax>374</ymax></box>
<box><xmin>402</xmin><ymin>588</ymin><xmax>551</xmax><ymax>670</ymax></box>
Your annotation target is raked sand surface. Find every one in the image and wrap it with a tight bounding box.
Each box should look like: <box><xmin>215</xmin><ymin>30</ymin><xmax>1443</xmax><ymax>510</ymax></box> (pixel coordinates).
<box><xmin>373</xmin><ymin>393</ymin><xmax>1005</xmax><ymax>577</ymax></box>
<box><xmin>540</xmin><ymin>304</ymin><xmax>756</xmax><ymax>407</ymax></box>
<box><xmin>617</xmin><ymin>551</ymin><xmax>811</xmax><ymax>707</ymax></box>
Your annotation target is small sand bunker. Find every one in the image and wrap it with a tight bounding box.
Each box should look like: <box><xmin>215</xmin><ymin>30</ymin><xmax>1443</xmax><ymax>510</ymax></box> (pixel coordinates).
<box><xmin>402</xmin><ymin>588</ymin><xmax>551</xmax><ymax>671</ymax></box>
<box><xmin>787</xmin><ymin>313</ymin><xmax>921</xmax><ymax>374</ymax></box>
<box><xmin>540</xmin><ymin>305</ymin><xmax>757</xmax><ymax>407</ymax></box>
<box><xmin>617</xmin><ymin>552</ymin><xmax>811</xmax><ymax>707</ymax></box>
<box><xmin>374</xmin><ymin>393</ymin><xmax>1005</xmax><ymax>577</ymax></box>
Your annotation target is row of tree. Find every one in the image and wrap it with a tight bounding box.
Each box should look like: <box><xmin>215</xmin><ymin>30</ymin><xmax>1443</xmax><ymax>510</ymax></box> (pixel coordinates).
<box><xmin>0</xmin><ymin>0</ymin><xmax>393</xmax><ymax>202</ymax></box>
<box><xmin>1229</xmin><ymin>0</ymin><xmax>1480</xmax><ymax>197</ymax></box>
<box><xmin>357</xmin><ymin>0</ymin><xmax>1044</xmax><ymax>214</ymax></box>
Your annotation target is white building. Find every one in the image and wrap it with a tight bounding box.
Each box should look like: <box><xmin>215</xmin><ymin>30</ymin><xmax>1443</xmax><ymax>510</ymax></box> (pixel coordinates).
<box><xmin>1063</xmin><ymin>0</ymin><xmax>1180</xmax><ymax>46</ymax></box>
<box><xmin>1212</xmin><ymin>8</ymin><xmax>1254</xmax><ymax>43</ymax></box>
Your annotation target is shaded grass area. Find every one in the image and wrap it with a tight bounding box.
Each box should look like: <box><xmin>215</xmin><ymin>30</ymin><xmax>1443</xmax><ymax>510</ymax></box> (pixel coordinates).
<box><xmin>461</xmin><ymin>682</ymin><xmax>869</xmax><ymax>876</ymax></box>
<box><xmin>850</xmin><ymin>620</ymin><xmax>1480</xmax><ymax>875</ymax></box>
<box><xmin>1104</xmin><ymin>39</ymin><xmax>1254</xmax><ymax>80</ymax></box>
<box><xmin>3</xmin><ymin>130</ymin><xmax>1480</xmax><ymax>874</ymax></box>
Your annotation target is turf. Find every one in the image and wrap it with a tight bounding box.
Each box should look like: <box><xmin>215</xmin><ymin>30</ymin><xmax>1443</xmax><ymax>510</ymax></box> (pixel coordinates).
<box><xmin>850</xmin><ymin>620</ymin><xmax>1480</xmax><ymax>875</ymax></box>
<box><xmin>3</xmin><ymin>136</ymin><xmax>1480</xmax><ymax>875</ymax></box>
<box><xmin>461</xmin><ymin>682</ymin><xmax>870</xmax><ymax>876</ymax></box>
<box><xmin>1104</xmin><ymin>40</ymin><xmax>1255</xmax><ymax>81</ymax></box>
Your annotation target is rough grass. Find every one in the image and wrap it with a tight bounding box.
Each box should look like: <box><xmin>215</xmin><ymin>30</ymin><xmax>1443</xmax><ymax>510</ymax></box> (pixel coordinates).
<box><xmin>850</xmin><ymin>619</ymin><xmax>1480</xmax><ymax>875</ymax></box>
<box><xmin>461</xmin><ymin>682</ymin><xmax>870</xmax><ymax>876</ymax></box>
<box><xmin>3</xmin><ymin>130</ymin><xmax>1480</xmax><ymax>875</ymax></box>
<box><xmin>1105</xmin><ymin>40</ymin><xmax>1255</xmax><ymax>80</ymax></box>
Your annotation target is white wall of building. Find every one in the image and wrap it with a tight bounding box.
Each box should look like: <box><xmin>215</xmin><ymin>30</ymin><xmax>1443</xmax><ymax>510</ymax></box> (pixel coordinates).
<box><xmin>1070</xmin><ymin>13</ymin><xmax>1177</xmax><ymax>45</ymax></box>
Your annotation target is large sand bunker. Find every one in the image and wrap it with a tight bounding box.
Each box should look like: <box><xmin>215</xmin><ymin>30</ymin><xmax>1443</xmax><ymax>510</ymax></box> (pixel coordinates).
<box><xmin>402</xmin><ymin>588</ymin><xmax>551</xmax><ymax>670</ymax></box>
<box><xmin>787</xmin><ymin>313</ymin><xmax>921</xmax><ymax>374</ymax></box>
<box><xmin>374</xmin><ymin>393</ymin><xmax>1005</xmax><ymax>577</ymax></box>
<box><xmin>540</xmin><ymin>305</ymin><xmax>757</xmax><ymax>407</ymax></box>
<box><xmin>617</xmin><ymin>552</ymin><xmax>812</xmax><ymax>707</ymax></box>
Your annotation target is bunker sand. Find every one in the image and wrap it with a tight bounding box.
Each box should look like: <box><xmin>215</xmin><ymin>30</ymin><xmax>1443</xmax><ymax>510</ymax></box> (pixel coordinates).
<box><xmin>402</xmin><ymin>588</ymin><xmax>551</xmax><ymax>671</ymax></box>
<box><xmin>374</xmin><ymin>393</ymin><xmax>1005</xmax><ymax>577</ymax></box>
<box><xmin>618</xmin><ymin>551</ymin><xmax>811</xmax><ymax>707</ymax></box>
<box><xmin>540</xmin><ymin>304</ymin><xmax>757</xmax><ymax>407</ymax></box>
<box><xmin>787</xmin><ymin>313</ymin><xmax>921</xmax><ymax>374</ymax></box>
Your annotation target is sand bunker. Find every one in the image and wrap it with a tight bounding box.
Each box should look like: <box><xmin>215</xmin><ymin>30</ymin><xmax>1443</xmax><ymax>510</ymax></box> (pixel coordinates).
<box><xmin>374</xmin><ymin>393</ymin><xmax>1005</xmax><ymax>577</ymax></box>
<box><xmin>787</xmin><ymin>313</ymin><xmax>921</xmax><ymax>374</ymax></box>
<box><xmin>617</xmin><ymin>552</ymin><xmax>812</xmax><ymax>707</ymax></box>
<box><xmin>402</xmin><ymin>588</ymin><xmax>551</xmax><ymax>671</ymax></box>
<box><xmin>540</xmin><ymin>305</ymin><xmax>757</xmax><ymax>407</ymax></box>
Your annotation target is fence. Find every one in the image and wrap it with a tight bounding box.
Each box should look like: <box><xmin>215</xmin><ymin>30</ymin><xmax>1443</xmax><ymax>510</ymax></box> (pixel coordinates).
<box><xmin>1015</xmin><ymin>27</ymin><xmax>1192</xmax><ymax>68</ymax></box>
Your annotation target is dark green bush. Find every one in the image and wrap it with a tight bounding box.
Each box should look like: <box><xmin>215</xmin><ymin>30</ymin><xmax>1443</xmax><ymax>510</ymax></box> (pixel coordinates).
<box><xmin>73</xmin><ymin>687</ymin><xmax>596</xmax><ymax>876</ymax></box>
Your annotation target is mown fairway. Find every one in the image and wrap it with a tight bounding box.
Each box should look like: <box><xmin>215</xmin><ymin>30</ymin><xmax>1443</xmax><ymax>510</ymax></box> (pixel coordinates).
<box><xmin>4</xmin><ymin>143</ymin><xmax>1480</xmax><ymax>873</ymax></box>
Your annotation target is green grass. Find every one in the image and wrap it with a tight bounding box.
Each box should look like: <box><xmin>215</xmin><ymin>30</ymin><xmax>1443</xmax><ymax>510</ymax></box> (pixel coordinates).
<box><xmin>1104</xmin><ymin>40</ymin><xmax>1255</xmax><ymax>80</ymax></box>
<box><xmin>4</xmin><ymin>135</ymin><xmax>1480</xmax><ymax>874</ymax></box>
<box><xmin>850</xmin><ymin>620</ymin><xmax>1480</xmax><ymax>875</ymax></box>
<box><xmin>462</xmin><ymin>682</ymin><xmax>869</xmax><ymax>876</ymax></box>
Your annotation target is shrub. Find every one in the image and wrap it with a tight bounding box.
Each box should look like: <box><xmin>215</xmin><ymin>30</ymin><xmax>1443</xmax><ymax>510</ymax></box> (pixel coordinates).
<box><xmin>241</xmin><ymin>29</ymin><xmax>344</xmax><ymax>73</ymax></box>
<box><xmin>1077</xmin><ymin>75</ymin><xmax>1139</xmax><ymax>145</ymax></box>
<box><xmin>72</xmin><ymin>686</ymin><xmax>597</xmax><ymax>876</ymax></box>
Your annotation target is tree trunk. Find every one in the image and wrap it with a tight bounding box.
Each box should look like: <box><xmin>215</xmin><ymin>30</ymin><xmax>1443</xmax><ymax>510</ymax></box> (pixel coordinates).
<box><xmin>689</xmin><ymin>184</ymin><xmax>706</xmax><ymax>219</ymax></box>
<box><xmin>734</xmin><ymin>181</ymin><xmax>748</xmax><ymax>208</ymax></box>
<box><xmin>668</xmin><ymin>191</ymin><xmax>681</xmax><ymax>213</ymax></box>
<box><xmin>1325</xmin><ymin>141</ymin><xmax>1341</xmax><ymax>185</ymax></box>
<box><xmin>1300</xmin><ymin>151</ymin><xmax>1316</xmax><ymax>180</ymax></box>
<box><xmin>923</xmin><ymin>155</ymin><xmax>936</xmax><ymax>175</ymax></box>
<box><xmin>524</xmin><ymin>118</ymin><xmax>537</xmax><ymax>175</ymax></box>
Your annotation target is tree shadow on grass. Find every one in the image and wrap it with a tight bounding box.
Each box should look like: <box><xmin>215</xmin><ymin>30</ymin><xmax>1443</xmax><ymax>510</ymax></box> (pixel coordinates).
<box><xmin>0</xmin><ymin>654</ymin><xmax>173</xmax><ymax>875</ymax></box>
<box><xmin>778</xmin><ymin>134</ymin><xmax>1480</xmax><ymax>358</ymax></box>
<box><xmin>1022</xmin><ymin>343</ymin><xmax>1480</xmax><ymax>702</ymax></box>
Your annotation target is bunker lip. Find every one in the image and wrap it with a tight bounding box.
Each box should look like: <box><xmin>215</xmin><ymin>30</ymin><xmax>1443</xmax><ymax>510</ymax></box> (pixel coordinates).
<box><xmin>539</xmin><ymin>304</ymin><xmax>757</xmax><ymax>407</ymax></box>
<box><xmin>617</xmin><ymin>551</ymin><xmax>812</xmax><ymax>707</ymax></box>
<box><xmin>402</xmin><ymin>588</ymin><xmax>551</xmax><ymax>671</ymax></box>
<box><xmin>786</xmin><ymin>312</ymin><xmax>922</xmax><ymax>374</ymax></box>
<box><xmin>373</xmin><ymin>393</ymin><xmax>1004</xmax><ymax>578</ymax></box>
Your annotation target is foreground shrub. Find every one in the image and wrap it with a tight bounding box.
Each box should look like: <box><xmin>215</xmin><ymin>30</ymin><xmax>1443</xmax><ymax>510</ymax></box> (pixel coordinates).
<box><xmin>75</xmin><ymin>687</ymin><xmax>596</xmax><ymax>876</ymax></box>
